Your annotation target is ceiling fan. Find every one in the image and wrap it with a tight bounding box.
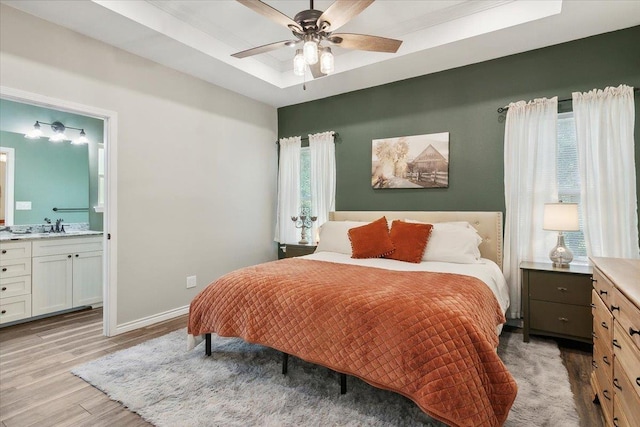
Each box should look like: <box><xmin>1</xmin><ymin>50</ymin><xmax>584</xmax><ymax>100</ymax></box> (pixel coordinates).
<box><xmin>232</xmin><ymin>0</ymin><xmax>403</xmax><ymax>79</ymax></box>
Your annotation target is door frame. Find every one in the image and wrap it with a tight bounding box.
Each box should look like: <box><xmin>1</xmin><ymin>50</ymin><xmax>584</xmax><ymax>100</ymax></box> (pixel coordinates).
<box><xmin>0</xmin><ymin>85</ymin><xmax>118</xmax><ymax>336</ymax></box>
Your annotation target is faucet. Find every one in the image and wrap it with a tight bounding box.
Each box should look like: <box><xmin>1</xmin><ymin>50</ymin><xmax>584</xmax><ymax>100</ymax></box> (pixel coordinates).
<box><xmin>55</xmin><ymin>218</ymin><xmax>64</xmax><ymax>233</ymax></box>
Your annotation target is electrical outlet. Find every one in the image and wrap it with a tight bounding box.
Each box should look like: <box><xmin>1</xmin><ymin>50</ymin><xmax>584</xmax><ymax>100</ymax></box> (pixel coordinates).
<box><xmin>186</xmin><ymin>275</ymin><xmax>197</xmax><ymax>289</ymax></box>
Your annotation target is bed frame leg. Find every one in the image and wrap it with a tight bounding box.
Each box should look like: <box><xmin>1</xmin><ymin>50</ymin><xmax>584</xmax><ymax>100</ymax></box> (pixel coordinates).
<box><xmin>205</xmin><ymin>333</ymin><xmax>212</xmax><ymax>356</ymax></box>
<box><xmin>282</xmin><ymin>352</ymin><xmax>288</xmax><ymax>375</ymax></box>
<box><xmin>340</xmin><ymin>373</ymin><xmax>347</xmax><ymax>394</ymax></box>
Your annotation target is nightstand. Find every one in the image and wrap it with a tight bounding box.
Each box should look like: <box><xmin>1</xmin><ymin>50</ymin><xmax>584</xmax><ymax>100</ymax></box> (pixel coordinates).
<box><xmin>521</xmin><ymin>261</ymin><xmax>593</xmax><ymax>343</ymax></box>
<box><xmin>281</xmin><ymin>243</ymin><xmax>317</xmax><ymax>258</ymax></box>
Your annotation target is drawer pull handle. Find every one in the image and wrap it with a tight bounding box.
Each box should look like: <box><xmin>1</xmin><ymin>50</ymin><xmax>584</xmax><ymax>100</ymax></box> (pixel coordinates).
<box><xmin>602</xmin><ymin>389</ymin><xmax>611</xmax><ymax>400</ymax></box>
<box><xmin>636</xmin><ymin>377</ymin><xmax>640</xmax><ymax>387</ymax></box>
<box><xmin>630</xmin><ymin>327</ymin><xmax>640</xmax><ymax>337</ymax></box>
<box><xmin>590</xmin><ymin>303</ymin><xmax>596</xmax><ymax>309</ymax></box>
<box><xmin>592</xmin><ymin>360</ymin><xmax>598</xmax><ymax>369</ymax></box>
<box><xmin>67</xmin><ymin>254</ymin><xmax>72</xmax><ymax>258</ymax></box>
<box><xmin>601</xmin><ymin>321</ymin><xmax>609</xmax><ymax>330</ymax></box>
<box><xmin>1</xmin><ymin>268</ymin><xmax>6</xmax><ymax>272</ymax></box>
<box><xmin>75</xmin><ymin>254</ymin><xmax>79</xmax><ymax>258</ymax></box>
<box><xmin>1</xmin><ymin>287</ymin><xmax>6</xmax><ymax>291</ymax></box>
<box><xmin>610</xmin><ymin>305</ymin><xmax>620</xmax><ymax>312</ymax></box>
<box><xmin>602</xmin><ymin>355</ymin><xmax>610</xmax><ymax>366</ymax></box>
<box><xmin>599</xmin><ymin>290</ymin><xmax>608</xmax><ymax>296</ymax></box>
<box><xmin>558</xmin><ymin>317</ymin><xmax>569</xmax><ymax>322</ymax></box>
<box><xmin>0</xmin><ymin>310</ymin><xmax>6</xmax><ymax>314</ymax></box>
<box><xmin>612</xmin><ymin>339</ymin><xmax>621</xmax><ymax>349</ymax></box>
<box><xmin>1</xmin><ymin>249</ymin><xmax>6</xmax><ymax>254</ymax></box>
<box><xmin>592</xmin><ymin>332</ymin><xmax>598</xmax><ymax>339</ymax></box>
<box><xmin>557</xmin><ymin>287</ymin><xmax>567</xmax><ymax>292</ymax></box>
<box><xmin>613</xmin><ymin>418</ymin><xmax>619</xmax><ymax>427</ymax></box>
<box><xmin>613</xmin><ymin>378</ymin><xmax>622</xmax><ymax>390</ymax></box>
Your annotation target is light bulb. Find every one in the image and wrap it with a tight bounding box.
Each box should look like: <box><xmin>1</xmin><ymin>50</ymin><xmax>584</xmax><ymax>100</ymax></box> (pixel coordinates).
<box><xmin>25</xmin><ymin>121</ymin><xmax>43</xmax><ymax>139</ymax></box>
<box><xmin>293</xmin><ymin>49</ymin><xmax>306</xmax><ymax>76</ymax></box>
<box><xmin>320</xmin><ymin>47</ymin><xmax>334</xmax><ymax>74</ymax></box>
<box><xmin>49</xmin><ymin>132</ymin><xmax>66</xmax><ymax>142</ymax></box>
<box><xmin>73</xmin><ymin>129</ymin><xmax>89</xmax><ymax>145</ymax></box>
<box><xmin>303</xmin><ymin>39</ymin><xmax>318</xmax><ymax>65</ymax></box>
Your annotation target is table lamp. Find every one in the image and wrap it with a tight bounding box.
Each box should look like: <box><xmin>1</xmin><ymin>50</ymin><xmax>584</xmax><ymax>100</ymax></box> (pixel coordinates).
<box><xmin>543</xmin><ymin>202</ymin><xmax>580</xmax><ymax>268</ymax></box>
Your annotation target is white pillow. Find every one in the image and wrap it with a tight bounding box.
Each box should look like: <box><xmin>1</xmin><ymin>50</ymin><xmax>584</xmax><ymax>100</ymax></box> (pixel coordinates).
<box><xmin>405</xmin><ymin>219</ymin><xmax>482</xmax><ymax>263</ymax></box>
<box><xmin>315</xmin><ymin>221</ymin><xmax>369</xmax><ymax>254</ymax></box>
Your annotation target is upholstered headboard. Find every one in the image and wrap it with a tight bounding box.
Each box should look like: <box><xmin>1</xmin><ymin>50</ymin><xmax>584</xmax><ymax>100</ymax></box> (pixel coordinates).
<box><xmin>329</xmin><ymin>211</ymin><xmax>503</xmax><ymax>269</ymax></box>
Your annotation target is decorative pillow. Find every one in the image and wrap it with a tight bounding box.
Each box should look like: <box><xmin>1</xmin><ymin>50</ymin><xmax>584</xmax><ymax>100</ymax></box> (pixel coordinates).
<box><xmin>385</xmin><ymin>220</ymin><xmax>433</xmax><ymax>263</ymax></box>
<box><xmin>315</xmin><ymin>221</ymin><xmax>369</xmax><ymax>254</ymax></box>
<box><xmin>347</xmin><ymin>217</ymin><xmax>395</xmax><ymax>259</ymax></box>
<box><xmin>405</xmin><ymin>219</ymin><xmax>482</xmax><ymax>263</ymax></box>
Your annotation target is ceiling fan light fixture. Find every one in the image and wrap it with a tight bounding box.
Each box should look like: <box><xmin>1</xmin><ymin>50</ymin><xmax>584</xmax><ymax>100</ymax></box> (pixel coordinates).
<box><xmin>320</xmin><ymin>47</ymin><xmax>334</xmax><ymax>74</ymax></box>
<box><xmin>293</xmin><ymin>49</ymin><xmax>306</xmax><ymax>76</ymax></box>
<box><xmin>303</xmin><ymin>37</ymin><xmax>318</xmax><ymax>65</ymax></box>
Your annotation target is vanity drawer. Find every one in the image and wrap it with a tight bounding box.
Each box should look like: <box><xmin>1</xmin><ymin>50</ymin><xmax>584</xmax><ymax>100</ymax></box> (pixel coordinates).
<box><xmin>32</xmin><ymin>236</ymin><xmax>102</xmax><ymax>257</ymax></box>
<box><xmin>593</xmin><ymin>267</ymin><xmax>614</xmax><ymax>308</ymax></box>
<box><xmin>0</xmin><ymin>275</ymin><xmax>31</xmax><ymax>299</ymax></box>
<box><xmin>593</xmin><ymin>289</ymin><xmax>613</xmax><ymax>345</ymax></box>
<box><xmin>0</xmin><ymin>295</ymin><xmax>32</xmax><ymax>324</ymax></box>
<box><xmin>529</xmin><ymin>300</ymin><xmax>592</xmax><ymax>339</ymax></box>
<box><xmin>528</xmin><ymin>270</ymin><xmax>591</xmax><ymax>305</ymax></box>
<box><xmin>0</xmin><ymin>241</ymin><xmax>31</xmax><ymax>260</ymax></box>
<box><xmin>0</xmin><ymin>258</ymin><xmax>31</xmax><ymax>279</ymax></box>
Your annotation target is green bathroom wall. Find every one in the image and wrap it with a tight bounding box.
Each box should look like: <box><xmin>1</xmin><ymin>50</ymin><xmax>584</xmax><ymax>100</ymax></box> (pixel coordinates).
<box><xmin>278</xmin><ymin>26</ymin><xmax>640</xmax><ymax>214</ymax></box>
<box><xmin>0</xmin><ymin>99</ymin><xmax>104</xmax><ymax>229</ymax></box>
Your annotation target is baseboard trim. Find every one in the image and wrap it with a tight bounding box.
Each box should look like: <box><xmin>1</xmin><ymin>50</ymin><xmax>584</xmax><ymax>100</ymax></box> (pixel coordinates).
<box><xmin>113</xmin><ymin>305</ymin><xmax>189</xmax><ymax>336</ymax></box>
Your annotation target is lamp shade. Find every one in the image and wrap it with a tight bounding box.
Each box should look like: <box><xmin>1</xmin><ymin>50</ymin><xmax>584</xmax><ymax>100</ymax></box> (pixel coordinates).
<box><xmin>543</xmin><ymin>203</ymin><xmax>579</xmax><ymax>231</ymax></box>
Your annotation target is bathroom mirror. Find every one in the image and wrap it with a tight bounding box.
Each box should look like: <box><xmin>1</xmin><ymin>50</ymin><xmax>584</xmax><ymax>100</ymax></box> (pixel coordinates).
<box><xmin>0</xmin><ymin>99</ymin><xmax>103</xmax><ymax>229</ymax></box>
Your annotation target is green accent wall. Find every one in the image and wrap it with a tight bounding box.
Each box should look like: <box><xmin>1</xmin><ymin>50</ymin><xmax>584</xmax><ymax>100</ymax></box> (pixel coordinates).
<box><xmin>278</xmin><ymin>26</ymin><xmax>640</xmax><ymax>214</ymax></box>
<box><xmin>0</xmin><ymin>99</ymin><xmax>104</xmax><ymax>229</ymax></box>
<box><xmin>0</xmin><ymin>130</ymin><xmax>89</xmax><ymax>225</ymax></box>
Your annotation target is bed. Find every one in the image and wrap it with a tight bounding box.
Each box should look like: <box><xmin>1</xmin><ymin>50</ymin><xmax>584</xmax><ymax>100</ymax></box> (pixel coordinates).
<box><xmin>188</xmin><ymin>211</ymin><xmax>517</xmax><ymax>427</ymax></box>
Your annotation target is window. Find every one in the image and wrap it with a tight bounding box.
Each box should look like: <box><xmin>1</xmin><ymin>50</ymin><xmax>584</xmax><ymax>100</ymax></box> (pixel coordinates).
<box><xmin>556</xmin><ymin>112</ymin><xmax>586</xmax><ymax>261</ymax></box>
<box><xmin>300</xmin><ymin>147</ymin><xmax>311</xmax><ymax>213</ymax></box>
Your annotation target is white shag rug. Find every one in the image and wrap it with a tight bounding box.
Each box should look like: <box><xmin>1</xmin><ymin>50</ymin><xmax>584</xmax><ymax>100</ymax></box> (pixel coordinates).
<box><xmin>72</xmin><ymin>329</ymin><xmax>580</xmax><ymax>427</ymax></box>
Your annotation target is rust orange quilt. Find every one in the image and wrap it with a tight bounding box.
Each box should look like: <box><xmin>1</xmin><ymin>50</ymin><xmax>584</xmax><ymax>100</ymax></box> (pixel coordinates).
<box><xmin>188</xmin><ymin>258</ymin><xmax>517</xmax><ymax>427</ymax></box>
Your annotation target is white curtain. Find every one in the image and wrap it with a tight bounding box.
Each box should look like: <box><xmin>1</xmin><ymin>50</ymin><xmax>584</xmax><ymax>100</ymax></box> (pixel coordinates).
<box><xmin>274</xmin><ymin>136</ymin><xmax>301</xmax><ymax>243</ymax></box>
<box><xmin>573</xmin><ymin>85</ymin><xmax>639</xmax><ymax>258</ymax></box>
<box><xmin>503</xmin><ymin>97</ymin><xmax>558</xmax><ymax>319</ymax></box>
<box><xmin>309</xmin><ymin>131</ymin><xmax>336</xmax><ymax>241</ymax></box>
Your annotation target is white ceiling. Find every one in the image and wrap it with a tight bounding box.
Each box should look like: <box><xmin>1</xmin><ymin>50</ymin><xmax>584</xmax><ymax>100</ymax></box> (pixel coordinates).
<box><xmin>3</xmin><ymin>0</ymin><xmax>640</xmax><ymax>108</ymax></box>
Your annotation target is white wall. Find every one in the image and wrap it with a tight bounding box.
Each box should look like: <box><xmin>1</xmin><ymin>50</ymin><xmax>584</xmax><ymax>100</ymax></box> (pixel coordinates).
<box><xmin>0</xmin><ymin>5</ymin><xmax>278</xmax><ymax>326</ymax></box>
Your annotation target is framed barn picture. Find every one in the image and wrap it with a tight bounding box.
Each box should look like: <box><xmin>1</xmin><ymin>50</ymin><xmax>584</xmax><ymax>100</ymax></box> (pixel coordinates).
<box><xmin>371</xmin><ymin>132</ymin><xmax>449</xmax><ymax>189</ymax></box>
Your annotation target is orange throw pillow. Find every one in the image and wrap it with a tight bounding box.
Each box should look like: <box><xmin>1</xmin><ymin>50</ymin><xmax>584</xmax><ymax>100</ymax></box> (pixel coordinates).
<box><xmin>348</xmin><ymin>217</ymin><xmax>395</xmax><ymax>259</ymax></box>
<box><xmin>386</xmin><ymin>220</ymin><xmax>433</xmax><ymax>263</ymax></box>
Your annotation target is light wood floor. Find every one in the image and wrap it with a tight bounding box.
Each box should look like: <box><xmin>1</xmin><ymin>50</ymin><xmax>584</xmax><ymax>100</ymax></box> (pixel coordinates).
<box><xmin>0</xmin><ymin>309</ymin><xmax>604</xmax><ymax>426</ymax></box>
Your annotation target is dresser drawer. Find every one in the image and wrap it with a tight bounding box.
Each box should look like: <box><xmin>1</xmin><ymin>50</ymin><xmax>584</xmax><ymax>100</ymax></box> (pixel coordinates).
<box><xmin>594</xmin><ymin>335</ymin><xmax>613</xmax><ymax>384</ymax></box>
<box><xmin>32</xmin><ymin>236</ymin><xmax>102</xmax><ymax>257</ymax></box>
<box><xmin>528</xmin><ymin>270</ymin><xmax>591</xmax><ymax>305</ymax></box>
<box><xmin>0</xmin><ymin>294</ymin><xmax>32</xmax><ymax>324</ymax></box>
<box><xmin>0</xmin><ymin>241</ymin><xmax>31</xmax><ymax>260</ymax></box>
<box><xmin>593</xmin><ymin>267</ymin><xmax>614</xmax><ymax>308</ymax></box>
<box><xmin>0</xmin><ymin>258</ymin><xmax>31</xmax><ymax>279</ymax></box>
<box><xmin>613</xmin><ymin>397</ymin><xmax>632</xmax><ymax>427</ymax></box>
<box><xmin>613</xmin><ymin>321</ymin><xmax>640</xmax><ymax>401</ymax></box>
<box><xmin>593</xmin><ymin>290</ymin><xmax>613</xmax><ymax>345</ymax></box>
<box><xmin>0</xmin><ymin>275</ymin><xmax>32</xmax><ymax>299</ymax></box>
<box><xmin>593</xmin><ymin>361</ymin><xmax>614</xmax><ymax>423</ymax></box>
<box><xmin>612</xmin><ymin>287</ymin><xmax>640</xmax><ymax>351</ymax></box>
<box><xmin>529</xmin><ymin>300</ymin><xmax>592</xmax><ymax>339</ymax></box>
<box><xmin>613</xmin><ymin>358</ymin><xmax>640</xmax><ymax>425</ymax></box>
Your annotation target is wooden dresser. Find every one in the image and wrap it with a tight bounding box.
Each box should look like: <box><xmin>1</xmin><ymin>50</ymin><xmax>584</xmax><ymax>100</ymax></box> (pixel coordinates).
<box><xmin>590</xmin><ymin>257</ymin><xmax>640</xmax><ymax>427</ymax></box>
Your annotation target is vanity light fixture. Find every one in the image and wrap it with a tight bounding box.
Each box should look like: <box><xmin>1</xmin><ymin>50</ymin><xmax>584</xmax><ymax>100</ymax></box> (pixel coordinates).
<box><xmin>24</xmin><ymin>121</ymin><xmax>89</xmax><ymax>145</ymax></box>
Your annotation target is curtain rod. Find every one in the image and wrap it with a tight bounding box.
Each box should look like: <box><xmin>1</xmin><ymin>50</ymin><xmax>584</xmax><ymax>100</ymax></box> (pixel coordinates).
<box><xmin>275</xmin><ymin>132</ymin><xmax>338</xmax><ymax>144</ymax></box>
<box><xmin>497</xmin><ymin>87</ymin><xmax>639</xmax><ymax>113</ymax></box>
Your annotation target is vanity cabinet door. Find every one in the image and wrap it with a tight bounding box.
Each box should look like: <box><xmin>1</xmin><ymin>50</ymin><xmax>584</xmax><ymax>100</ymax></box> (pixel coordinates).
<box><xmin>72</xmin><ymin>251</ymin><xmax>102</xmax><ymax>307</ymax></box>
<box><xmin>32</xmin><ymin>254</ymin><xmax>73</xmax><ymax>316</ymax></box>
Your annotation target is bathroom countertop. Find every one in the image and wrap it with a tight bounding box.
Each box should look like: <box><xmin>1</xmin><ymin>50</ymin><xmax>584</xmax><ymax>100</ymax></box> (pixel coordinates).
<box><xmin>0</xmin><ymin>230</ymin><xmax>103</xmax><ymax>242</ymax></box>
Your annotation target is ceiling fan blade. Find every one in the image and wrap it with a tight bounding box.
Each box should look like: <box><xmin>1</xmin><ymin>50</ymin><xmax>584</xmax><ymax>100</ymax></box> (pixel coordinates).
<box><xmin>328</xmin><ymin>33</ymin><xmax>402</xmax><ymax>53</ymax></box>
<box><xmin>317</xmin><ymin>0</ymin><xmax>374</xmax><ymax>32</ymax></box>
<box><xmin>308</xmin><ymin>61</ymin><xmax>327</xmax><ymax>79</ymax></box>
<box><xmin>232</xmin><ymin>40</ymin><xmax>297</xmax><ymax>58</ymax></box>
<box><xmin>236</xmin><ymin>0</ymin><xmax>302</xmax><ymax>32</ymax></box>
